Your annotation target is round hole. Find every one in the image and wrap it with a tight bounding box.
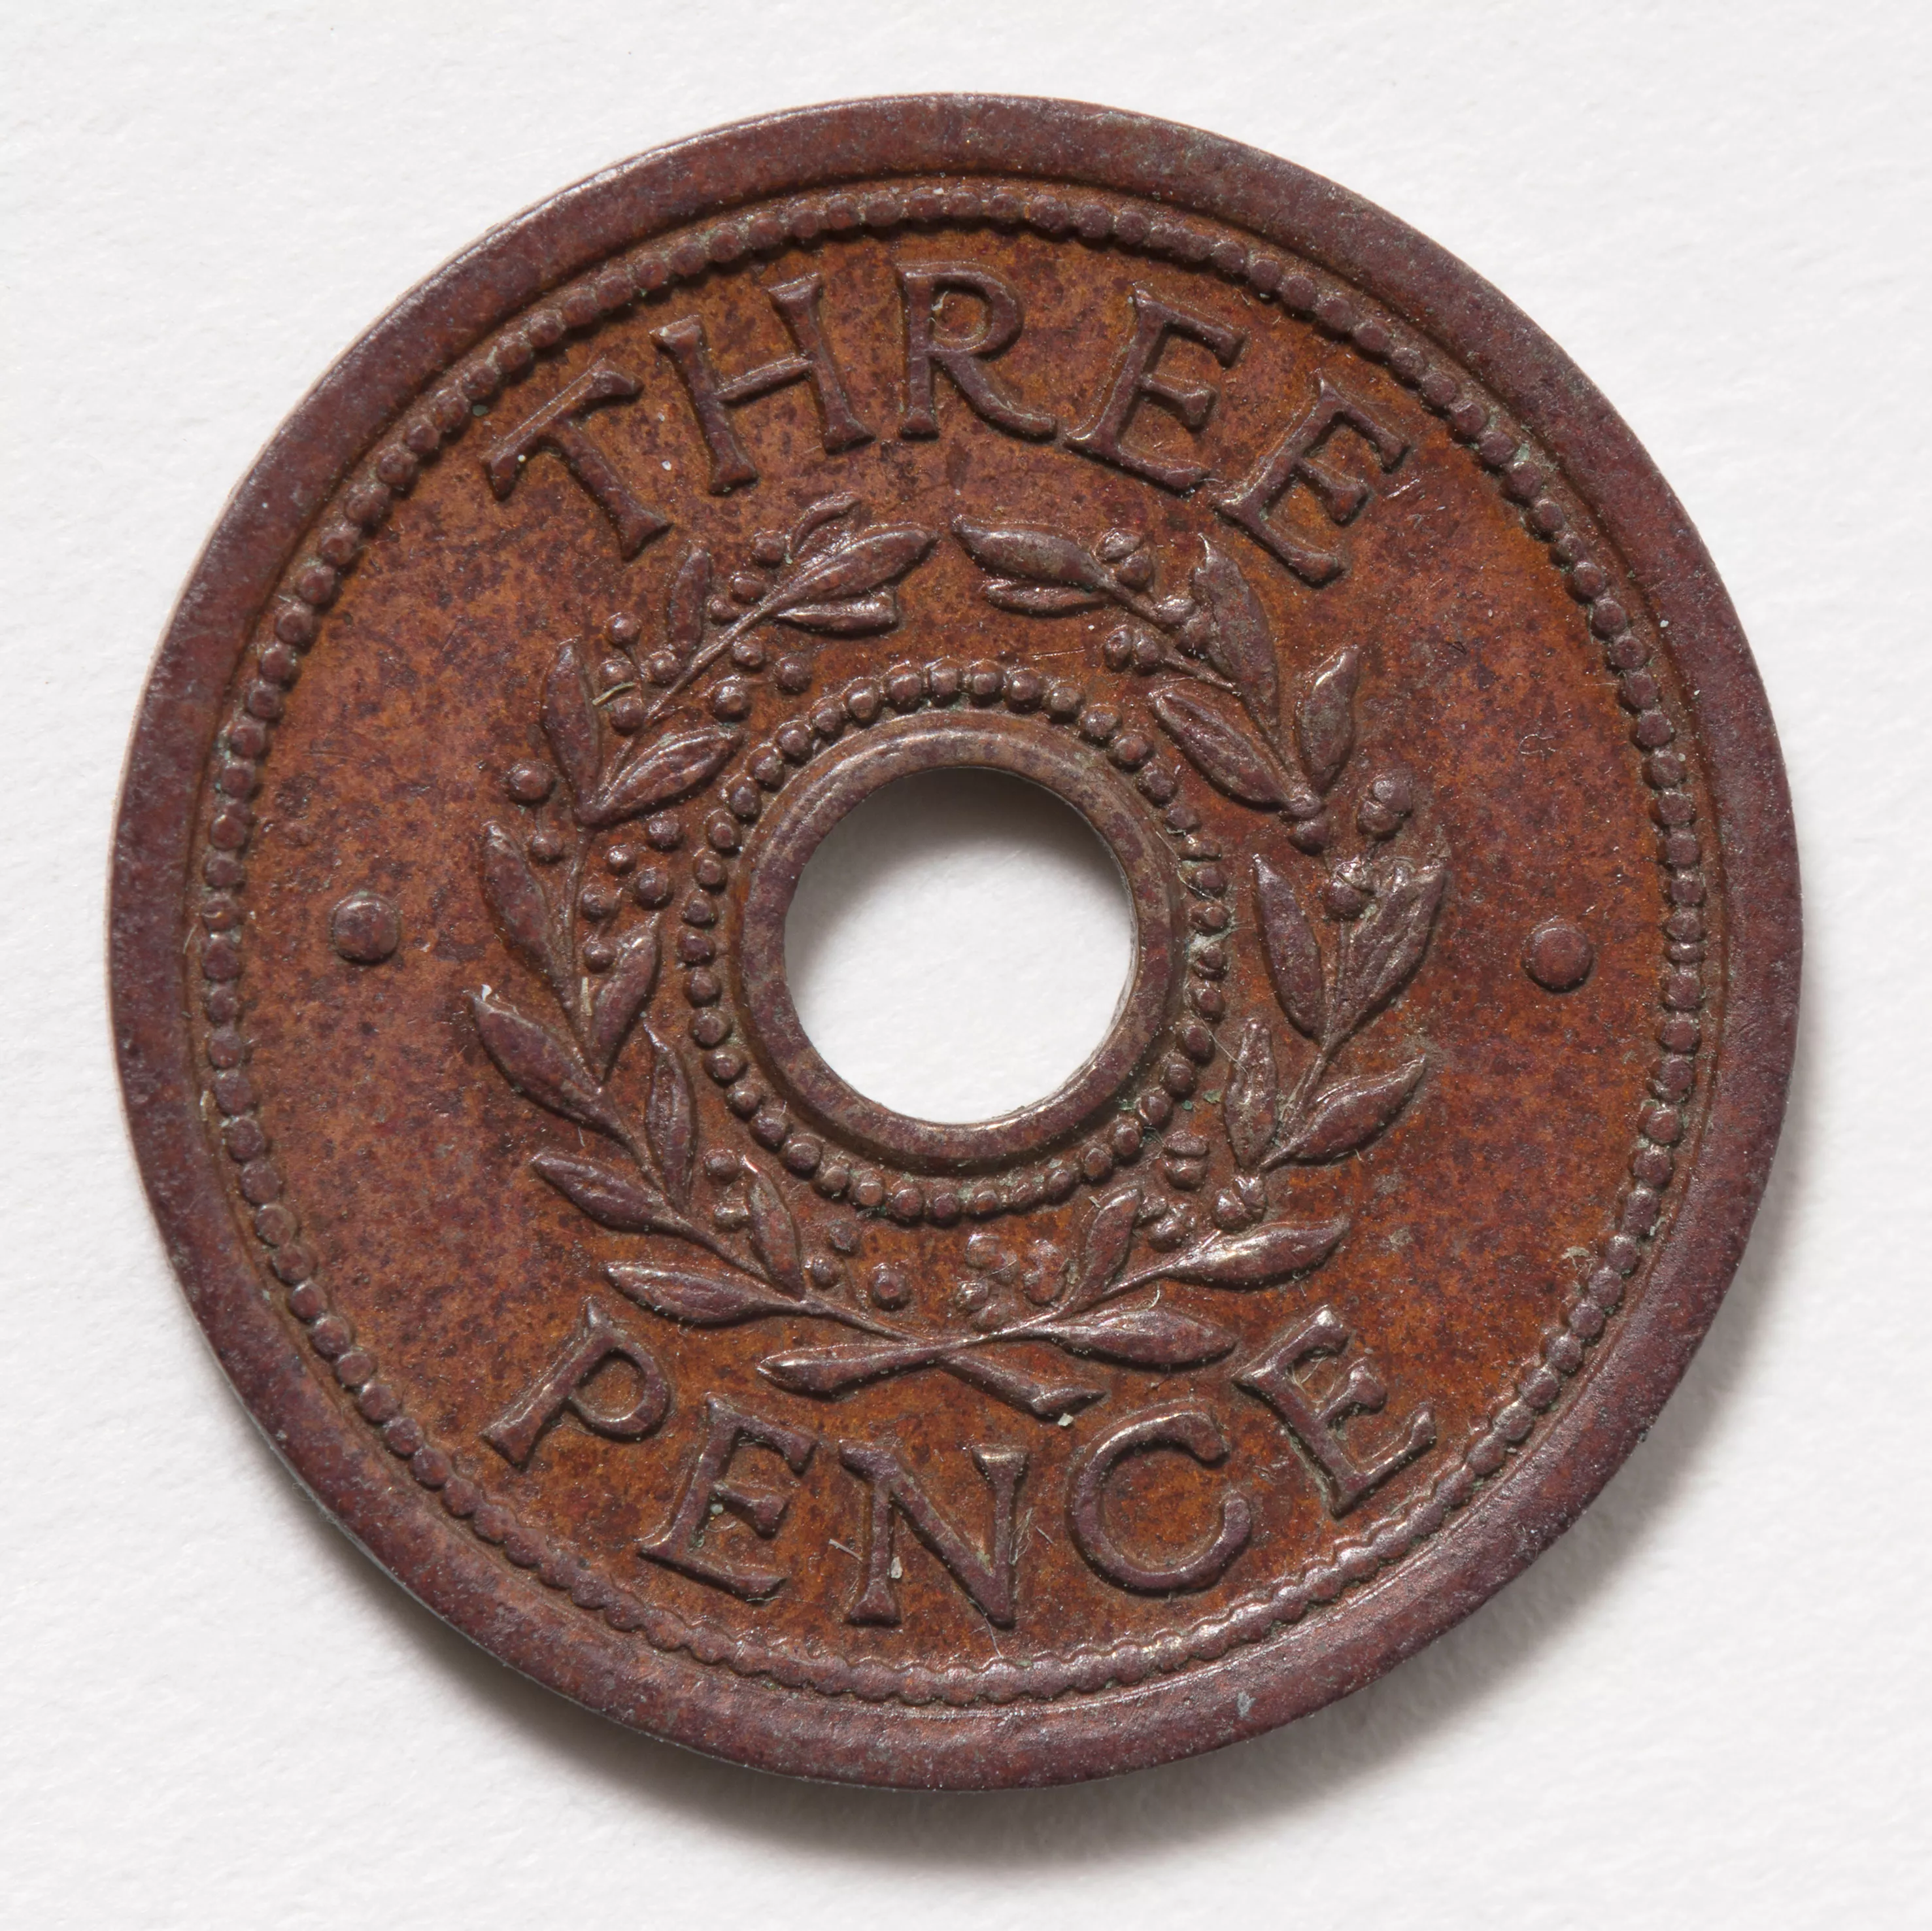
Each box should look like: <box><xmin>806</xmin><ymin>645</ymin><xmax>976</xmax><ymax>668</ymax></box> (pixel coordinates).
<box><xmin>785</xmin><ymin>769</ymin><xmax>1136</xmax><ymax>1124</ymax></box>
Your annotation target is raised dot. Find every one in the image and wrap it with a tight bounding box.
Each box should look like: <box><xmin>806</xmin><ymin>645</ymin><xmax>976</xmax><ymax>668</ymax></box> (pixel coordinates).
<box><xmin>1604</xmin><ymin>1233</ymin><xmax>1643</xmax><ymax>1274</ymax></box>
<box><xmin>330</xmin><ymin>889</ymin><xmax>401</xmax><ymax>965</ymax></box>
<box><xmin>1620</xmin><ymin>1186</ymin><xmax>1662</xmax><ymax>1234</ymax></box>
<box><xmin>1351</xmin><ymin>318</ymin><xmax>1392</xmax><ymax>359</ymax></box>
<box><xmin>238</xmin><ymin>1159</ymin><xmax>281</xmax><ymax>1206</ymax></box>
<box><xmin>310</xmin><ymin>1314</ymin><xmax>353</xmax><ymax>1359</ymax></box>
<box><xmin>376</xmin><ymin>447</ymin><xmax>419</xmax><ymax>491</ymax></box>
<box><xmin>334</xmin><ymin>1348</ymin><xmax>376</xmax><ymax>1389</ymax></box>
<box><xmin>1519</xmin><ymin>1366</ymin><xmax>1563</xmax><ymax>1412</ymax></box>
<box><xmin>1633</xmin><ymin>1144</ymin><xmax>1675</xmax><ymax>1188</ymax></box>
<box><xmin>211</xmin><ymin>1070</ymin><xmax>254</xmax><ymax>1115</ymax></box>
<box><xmin>1314</xmin><ymin>290</ymin><xmax>1355</xmax><ymax>333</ymax></box>
<box><xmin>1587</xmin><ymin>1266</ymin><xmax>1627</xmax><ymax>1310</ymax></box>
<box><xmin>359</xmin><ymin>1382</ymin><xmax>402</xmax><ymax>1424</ymax></box>
<box><xmin>285</xmin><ymin>1278</ymin><xmax>325</xmax><ymax>1320</ymax></box>
<box><xmin>1501</xmin><ymin>458</ymin><xmax>1544</xmax><ymax>503</ymax></box>
<box><xmin>271</xmin><ymin>1242</ymin><xmax>315</xmax><ymax>1286</ymax></box>
<box><xmin>258</xmin><ymin>643</ymin><xmax>301</xmax><ymax>687</ymax></box>
<box><xmin>254</xmin><ymin>1202</ymin><xmax>296</xmax><ymax>1246</ymax></box>
<box><xmin>208</xmin><ymin>807</ymin><xmax>252</xmax><ymax>851</ymax></box>
<box><xmin>1545</xmin><ymin>1330</ymin><xmax>1585</xmax><ymax>1375</ymax></box>
<box><xmin>1523</xmin><ymin>917</ymin><xmax>1593</xmax><ymax>993</ymax></box>
<box><xmin>1634</xmin><ymin>709</ymin><xmax>1676</xmax><ymax>749</ymax></box>
<box><xmin>1476</xmin><ymin>428</ymin><xmax>1517</xmax><ymax>468</ymax></box>
<box><xmin>1663</xmin><ymin>970</ymin><xmax>1704</xmax><ymax>1011</ymax></box>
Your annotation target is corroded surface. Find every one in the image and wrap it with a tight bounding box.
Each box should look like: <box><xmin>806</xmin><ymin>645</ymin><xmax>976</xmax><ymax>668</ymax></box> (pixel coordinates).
<box><xmin>110</xmin><ymin>97</ymin><xmax>1798</xmax><ymax>1787</ymax></box>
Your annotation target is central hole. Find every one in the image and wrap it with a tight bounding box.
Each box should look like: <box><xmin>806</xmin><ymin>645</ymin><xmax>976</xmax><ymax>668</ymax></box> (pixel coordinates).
<box><xmin>786</xmin><ymin>770</ymin><xmax>1136</xmax><ymax>1123</ymax></box>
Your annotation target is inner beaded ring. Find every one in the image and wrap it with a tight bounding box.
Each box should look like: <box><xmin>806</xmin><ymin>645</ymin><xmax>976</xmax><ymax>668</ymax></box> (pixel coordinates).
<box><xmin>732</xmin><ymin>711</ymin><xmax>1186</xmax><ymax>1172</ymax></box>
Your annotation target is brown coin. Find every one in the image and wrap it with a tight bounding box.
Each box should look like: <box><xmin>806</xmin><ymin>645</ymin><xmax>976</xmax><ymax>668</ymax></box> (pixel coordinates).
<box><xmin>110</xmin><ymin>97</ymin><xmax>1799</xmax><ymax>1788</ymax></box>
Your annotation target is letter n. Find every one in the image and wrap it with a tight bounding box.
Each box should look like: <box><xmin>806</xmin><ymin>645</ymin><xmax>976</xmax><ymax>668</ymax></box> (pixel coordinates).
<box><xmin>838</xmin><ymin>1441</ymin><xmax>1028</xmax><ymax>1628</ymax></box>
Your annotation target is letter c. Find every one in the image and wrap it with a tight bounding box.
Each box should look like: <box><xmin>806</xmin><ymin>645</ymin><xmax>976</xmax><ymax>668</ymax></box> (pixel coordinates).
<box><xmin>1068</xmin><ymin>1401</ymin><xmax>1253</xmax><ymax>1594</ymax></box>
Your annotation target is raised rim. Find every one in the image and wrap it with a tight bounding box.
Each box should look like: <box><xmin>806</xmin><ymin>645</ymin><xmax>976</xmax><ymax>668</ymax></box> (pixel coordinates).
<box><xmin>109</xmin><ymin>94</ymin><xmax>1800</xmax><ymax>1788</ymax></box>
<box><xmin>733</xmin><ymin>711</ymin><xmax>1184</xmax><ymax>1169</ymax></box>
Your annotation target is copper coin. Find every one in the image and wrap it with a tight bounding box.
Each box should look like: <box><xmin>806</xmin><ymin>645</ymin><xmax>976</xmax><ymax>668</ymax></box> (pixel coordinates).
<box><xmin>110</xmin><ymin>97</ymin><xmax>1799</xmax><ymax>1787</ymax></box>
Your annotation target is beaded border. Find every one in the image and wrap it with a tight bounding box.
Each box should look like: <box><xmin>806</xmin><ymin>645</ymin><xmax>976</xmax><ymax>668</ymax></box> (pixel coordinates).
<box><xmin>660</xmin><ymin>660</ymin><xmax>1229</xmax><ymax>1212</ymax></box>
<box><xmin>188</xmin><ymin>180</ymin><xmax>1711</xmax><ymax>1706</ymax></box>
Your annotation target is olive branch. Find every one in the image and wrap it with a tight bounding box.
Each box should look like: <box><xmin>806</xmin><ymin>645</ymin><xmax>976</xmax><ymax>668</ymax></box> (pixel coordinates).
<box><xmin>609</xmin><ymin>1183</ymin><xmax>1348</xmax><ymax>1422</ymax></box>
<box><xmin>1222</xmin><ymin>851</ymin><xmax>1448</xmax><ymax>1182</ymax></box>
<box><xmin>468</xmin><ymin>495</ymin><xmax>939</xmax><ymax>1293</ymax></box>
<box><xmin>470</xmin><ymin>502</ymin><xmax>1439</xmax><ymax>1428</ymax></box>
<box><xmin>956</xmin><ymin>515</ymin><xmax>1452</xmax><ymax>1215</ymax></box>
<box><xmin>953</xmin><ymin>516</ymin><xmax>1363</xmax><ymax>832</ymax></box>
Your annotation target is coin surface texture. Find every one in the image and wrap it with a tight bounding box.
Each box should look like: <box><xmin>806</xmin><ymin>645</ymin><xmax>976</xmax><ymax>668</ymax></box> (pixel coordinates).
<box><xmin>111</xmin><ymin>97</ymin><xmax>1799</xmax><ymax>1787</ymax></box>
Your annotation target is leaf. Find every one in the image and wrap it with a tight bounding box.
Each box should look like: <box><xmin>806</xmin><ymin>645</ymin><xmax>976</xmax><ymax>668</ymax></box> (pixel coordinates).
<box><xmin>1192</xmin><ymin>539</ymin><xmax>1277</xmax><ymax>728</ymax></box>
<box><xmin>1332</xmin><ymin>859</ymin><xmax>1449</xmax><ymax>1040</ymax></box>
<box><xmin>1253</xmin><ymin>855</ymin><xmax>1327</xmax><ymax>1040</ymax></box>
<box><xmin>1296</xmin><ymin>648</ymin><xmax>1361</xmax><ymax>793</ymax></box>
<box><xmin>1224</xmin><ymin>1018</ymin><xmax>1279</xmax><ymax>1170</ymax></box>
<box><xmin>1283</xmin><ymin>1055</ymin><xmax>1427</xmax><ymax>1162</ymax></box>
<box><xmin>772</xmin><ymin>592</ymin><xmax>900</xmax><ymax>635</ymax></box>
<box><xmin>742</xmin><ymin>1160</ymin><xmax>805</xmax><ymax>1297</ymax></box>
<box><xmin>586</xmin><ymin>921</ymin><xmax>660</xmax><ymax>1077</ymax></box>
<box><xmin>789</xmin><ymin>492</ymin><xmax>858</xmax><ymax>558</ymax></box>
<box><xmin>607</xmin><ymin>1261</ymin><xmax>800</xmax><ymax>1326</ymax></box>
<box><xmin>1150</xmin><ymin>683</ymin><xmax>1290</xmax><ymax>808</ymax></box>
<box><xmin>583</xmin><ymin>726</ymin><xmax>737</xmax><ymax>827</ymax></box>
<box><xmin>1039</xmin><ymin>1303</ymin><xmax>1237</xmax><ymax>1368</ymax></box>
<box><xmin>532</xmin><ymin>1150</ymin><xmax>668</xmax><ymax>1231</ymax></box>
<box><xmin>1073</xmin><ymin>1186</ymin><xmax>1142</xmax><ymax>1297</ymax></box>
<box><xmin>943</xmin><ymin>1353</ymin><xmax>1104</xmax><ymax>1420</ymax></box>
<box><xmin>759</xmin><ymin>1338</ymin><xmax>949</xmax><ymax>1398</ymax></box>
<box><xmin>952</xmin><ymin>517</ymin><xmax>1113</xmax><ymax>591</ymax></box>
<box><xmin>643</xmin><ymin>1027</ymin><xmax>696</xmax><ymax>1208</ymax></box>
<box><xmin>664</xmin><ymin>548</ymin><xmax>711</xmax><ymax>664</ymax></box>
<box><xmin>541</xmin><ymin>642</ymin><xmax>602</xmax><ymax>804</ymax></box>
<box><xmin>471</xmin><ymin>988</ymin><xmax>624</xmax><ymax>1137</ymax></box>
<box><xmin>982</xmin><ymin>581</ymin><xmax>1108</xmax><ymax>616</ymax></box>
<box><xmin>479</xmin><ymin>823</ymin><xmax>559</xmax><ymax>984</ymax></box>
<box><xmin>1150</xmin><ymin>1218</ymin><xmax>1349</xmax><ymax>1288</ymax></box>
<box><xmin>771</xmin><ymin>524</ymin><xmax>935</xmax><ymax>610</ymax></box>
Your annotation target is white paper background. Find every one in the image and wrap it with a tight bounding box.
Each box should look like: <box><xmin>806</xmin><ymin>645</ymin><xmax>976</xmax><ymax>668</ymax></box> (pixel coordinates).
<box><xmin>4</xmin><ymin>4</ymin><xmax>1927</xmax><ymax>1925</ymax></box>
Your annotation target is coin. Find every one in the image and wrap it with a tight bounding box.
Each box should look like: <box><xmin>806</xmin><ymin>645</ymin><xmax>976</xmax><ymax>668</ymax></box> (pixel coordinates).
<box><xmin>110</xmin><ymin>97</ymin><xmax>1799</xmax><ymax>1787</ymax></box>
